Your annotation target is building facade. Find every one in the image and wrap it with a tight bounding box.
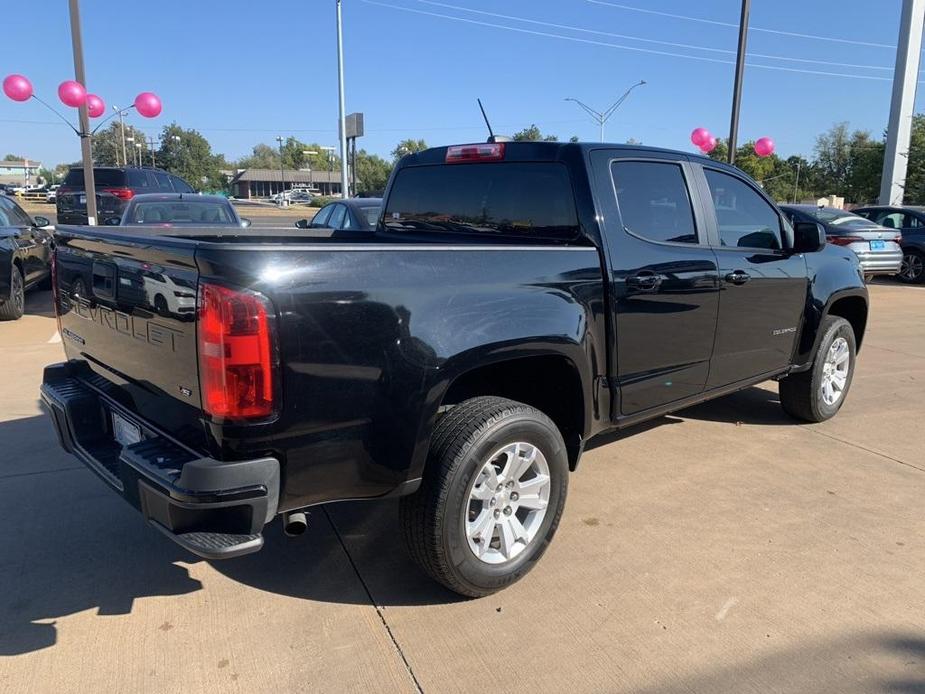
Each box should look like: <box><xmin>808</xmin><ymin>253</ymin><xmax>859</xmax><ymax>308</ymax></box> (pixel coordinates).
<box><xmin>0</xmin><ymin>160</ymin><xmax>42</xmax><ymax>187</ymax></box>
<box><xmin>230</xmin><ymin>168</ymin><xmax>345</xmax><ymax>199</ymax></box>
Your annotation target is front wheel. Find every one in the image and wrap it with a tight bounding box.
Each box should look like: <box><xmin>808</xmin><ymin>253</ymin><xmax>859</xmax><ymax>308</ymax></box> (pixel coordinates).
<box><xmin>0</xmin><ymin>265</ymin><xmax>25</xmax><ymax>321</ymax></box>
<box><xmin>400</xmin><ymin>397</ymin><xmax>568</xmax><ymax>597</ymax></box>
<box><xmin>779</xmin><ymin>316</ymin><xmax>856</xmax><ymax>422</ymax></box>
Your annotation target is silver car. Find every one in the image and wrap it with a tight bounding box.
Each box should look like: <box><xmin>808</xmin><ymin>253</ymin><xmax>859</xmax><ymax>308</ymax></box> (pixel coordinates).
<box><xmin>780</xmin><ymin>205</ymin><xmax>903</xmax><ymax>278</ymax></box>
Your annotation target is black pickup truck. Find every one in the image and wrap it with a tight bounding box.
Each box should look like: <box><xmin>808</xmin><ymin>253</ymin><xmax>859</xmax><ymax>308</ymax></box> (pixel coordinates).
<box><xmin>41</xmin><ymin>142</ymin><xmax>867</xmax><ymax>597</ymax></box>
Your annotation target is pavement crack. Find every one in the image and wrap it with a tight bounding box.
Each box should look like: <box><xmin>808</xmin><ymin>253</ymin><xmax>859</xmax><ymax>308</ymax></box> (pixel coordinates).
<box><xmin>0</xmin><ymin>465</ymin><xmax>85</xmax><ymax>480</ymax></box>
<box><xmin>323</xmin><ymin>507</ymin><xmax>425</xmax><ymax>694</ymax></box>
<box><xmin>807</xmin><ymin>428</ymin><xmax>925</xmax><ymax>473</ymax></box>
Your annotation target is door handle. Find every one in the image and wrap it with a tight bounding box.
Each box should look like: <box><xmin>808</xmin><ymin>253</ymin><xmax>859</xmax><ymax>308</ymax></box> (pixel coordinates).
<box><xmin>626</xmin><ymin>271</ymin><xmax>662</xmax><ymax>293</ymax></box>
<box><xmin>724</xmin><ymin>270</ymin><xmax>751</xmax><ymax>285</ymax></box>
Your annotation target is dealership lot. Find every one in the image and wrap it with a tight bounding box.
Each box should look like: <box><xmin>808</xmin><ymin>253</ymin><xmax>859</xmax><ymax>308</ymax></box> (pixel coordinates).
<box><xmin>0</xmin><ymin>284</ymin><xmax>922</xmax><ymax>694</ymax></box>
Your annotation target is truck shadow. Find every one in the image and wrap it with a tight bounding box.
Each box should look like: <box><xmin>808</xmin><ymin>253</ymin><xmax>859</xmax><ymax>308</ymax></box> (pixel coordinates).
<box><xmin>24</xmin><ymin>289</ymin><xmax>56</xmax><ymax>319</ymax></box>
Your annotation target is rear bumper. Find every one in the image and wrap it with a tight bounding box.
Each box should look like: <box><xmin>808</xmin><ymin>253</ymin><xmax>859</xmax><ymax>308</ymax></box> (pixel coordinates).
<box><xmin>854</xmin><ymin>249</ymin><xmax>903</xmax><ymax>275</ymax></box>
<box><xmin>40</xmin><ymin>362</ymin><xmax>279</xmax><ymax>559</ymax></box>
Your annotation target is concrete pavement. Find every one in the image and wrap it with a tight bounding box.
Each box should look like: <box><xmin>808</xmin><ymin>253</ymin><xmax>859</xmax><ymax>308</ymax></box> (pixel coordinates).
<box><xmin>0</xmin><ymin>284</ymin><xmax>922</xmax><ymax>693</ymax></box>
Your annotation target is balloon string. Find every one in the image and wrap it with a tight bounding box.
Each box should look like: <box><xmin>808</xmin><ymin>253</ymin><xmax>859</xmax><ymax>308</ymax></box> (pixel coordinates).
<box><xmin>30</xmin><ymin>94</ymin><xmax>81</xmax><ymax>136</ymax></box>
<box><xmin>91</xmin><ymin>105</ymin><xmax>136</xmax><ymax>135</ymax></box>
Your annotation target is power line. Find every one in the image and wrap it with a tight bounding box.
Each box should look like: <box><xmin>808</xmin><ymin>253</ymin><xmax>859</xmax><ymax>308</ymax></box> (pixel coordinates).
<box><xmin>362</xmin><ymin>0</ymin><xmax>895</xmax><ymax>81</ymax></box>
<box><xmin>585</xmin><ymin>0</ymin><xmax>898</xmax><ymax>49</ymax></box>
<box><xmin>416</xmin><ymin>0</ymin><xmax>893</xmax><ymax>72</ymax></box>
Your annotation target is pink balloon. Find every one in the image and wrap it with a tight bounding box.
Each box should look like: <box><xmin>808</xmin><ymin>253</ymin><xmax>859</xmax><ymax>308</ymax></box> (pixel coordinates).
<box><xmin>86</xmin><ymin>93</ymin><xmax>105</xmax><ymax>118</ymax></box>
<box><xmin>3</xmin><ymin>74</ymin><xmax>33</xmax><ymax>102</ymax></box>
<box><xmin>699</xmin><ymin>135</ymin><xmax>717</xmax><ymax>154</ymax></box>
<box><xmin>691</xmin><ymin>127</ymin><xmax>711</xmax><ymax>147</ymax></box>
<box><xmin>58</xmin><ymin>80</ymin><xmax>87</xmax><ymax>108</ymax></box>
<box><xmin>134</xmin><ymin>91</ymin><xmax>162</xmax><ymax>118</ymax></box>
<box><xmin>754</xmin><ymin>136</ymin><xmax>775</xmax><ymax>157</ymax></box>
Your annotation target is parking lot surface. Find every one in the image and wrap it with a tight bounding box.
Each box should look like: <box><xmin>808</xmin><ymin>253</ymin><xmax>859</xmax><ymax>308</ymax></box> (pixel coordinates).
<box><xmin>1</xmin><ymin>283</ymin><xmax>922</xmax><ymax>693</ymax></box>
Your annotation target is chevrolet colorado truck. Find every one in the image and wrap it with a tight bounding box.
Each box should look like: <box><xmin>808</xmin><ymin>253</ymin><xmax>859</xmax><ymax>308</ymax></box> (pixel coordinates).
<box><xmin>41</xmin><ymin>142</ymin><xmax>868</xmax><ymax>597</ymax></box>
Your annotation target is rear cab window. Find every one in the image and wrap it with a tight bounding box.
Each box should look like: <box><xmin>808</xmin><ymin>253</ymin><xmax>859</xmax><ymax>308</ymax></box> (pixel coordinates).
<box><xmin>610</xmin><ymin>161</ymin><xmax>698</xmax><ymax>244</ymax></box>
<box><xmin>383</xmin><ymin>162</ymin><xmax>579</xmax><ymax>241</ymax></box>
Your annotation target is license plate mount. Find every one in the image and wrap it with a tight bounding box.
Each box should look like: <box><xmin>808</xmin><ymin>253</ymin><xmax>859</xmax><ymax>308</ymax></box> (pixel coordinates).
<box><xmin>112</xmin><ymin>411</ymin><xmax>142</xmax><ymax>448</ymax></box>
<box><xmin>870</xmin><ymin>240</ymin><xmax>885</xmax><ymax>250</ymax></box>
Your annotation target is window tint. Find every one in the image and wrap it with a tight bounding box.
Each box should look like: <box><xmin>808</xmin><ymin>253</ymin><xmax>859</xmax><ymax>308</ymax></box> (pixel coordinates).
<box><xmin>610</xmin><ymin>161</ymin><xmax>697</xmax><ymax>244</ymax></box>
<box><xmin>704</xmin><ymin>169</ymin><xmax>782</xmax><ymax>250</ymax></box>
<box><xmin>360</xmin><ymin>206</ymin><xmax>380</xmax><ymax>228</ymax></box>
<box><xmin>876</xmin><ymin>212</ymin><xmax>904</xmax><ymax>229</ymax></box>
<box><xmin>328</xmin><ymin>204</ymin><xmax>347</xmax><ymax>229</ymax></box>
<box><xmin>171</xmin><ymin>176</ymin><xmax>195</xmax><ymax>193</ymax></box>
<box><xmin>383</xmin><ymin>162</ymin><xmax>579</xmax><ymax>239</ymax></box>
<box><xmin>0</xmin><ymin>198</ymin><xmax>18</xmax><ymax>226</ymax></box>
<box><xmin>311</xmin><ymin>204</ymin><xmax>334</xmax><ymax>227</ymax></box>
<box><xmin>127</xmin><ymin>169</ymin><xmax>152</xmax><ymax>188</ymax></box>
<box><xmin>63</xmin><ymin>168</ymin><xmax>126</xmax><ymax>188</ymax></box>
<box><xmin>153</xmin><ymin>172</ymin><xmax>173</xmax><ymax>190</ymax></box>
<box><xmin>0</xmin><ymin>197</ymin><xmax>31</xmax><ymax>226</ymax></box>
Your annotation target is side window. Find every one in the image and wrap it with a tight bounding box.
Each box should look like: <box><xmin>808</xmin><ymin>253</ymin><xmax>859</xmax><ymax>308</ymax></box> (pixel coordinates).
<box><xmin>610</xmin><ymin>161</ymin><xmax>698</xmax><ymax>244</ymax></box>
<box><xmin>902</xmin><ymin>214</ymin><xmax>922</xmax><ymax>229</ymax></box>
<box><xmin>311</xmin><ymin>204</ymin><xmax>333</xmax><ymax>228</ymax></box>
<box><xmin>172</xmin><ymin>176</ymin><xmax>194</xmax><ymax>193</ymax></box>
<box><xmin>2</xmin><ymin>198</ymin><xmax>32</xmax><ymax>226</ymax></box>
<box><xmin>704</xmin><ymin>169</ymin><xmax>782</xmax><ymax>250</ymax></box>
<box><xmin>154</xmin><ymin>172</ymin><xmax>173</xmax><ymax>191</ymax></box>
<box><xmin>327</xmin><ymin>204</ymin><xmax>347</xmax><ymax>230</ymax></box>
<box><xmin>0</xmin><ymin>198</ymin><xmax>16</xmax><ymax>226</ymax></box>
<box><xmin>127</xmin><ymin>170</ymin><xmax>151</xmax><ymax>189</ymax></box>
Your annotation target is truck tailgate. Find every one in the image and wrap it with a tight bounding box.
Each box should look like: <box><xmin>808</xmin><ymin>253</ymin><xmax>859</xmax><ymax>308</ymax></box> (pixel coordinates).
<box><xmin>54</xmin><ymin>228</ymin><xmax>203</xmax><ymax>444</ymax></box>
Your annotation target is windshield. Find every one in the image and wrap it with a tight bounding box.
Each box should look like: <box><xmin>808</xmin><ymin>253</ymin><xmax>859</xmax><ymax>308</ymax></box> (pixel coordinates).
<box><xmin>127</xmin><ymin>200</ymin><xmax>236</xmax><ymax>225</ymax></box>
<box><xmin>383</xmin><ymin>162</ymin><xmax>579</xmax><ymax>239</ymax></box>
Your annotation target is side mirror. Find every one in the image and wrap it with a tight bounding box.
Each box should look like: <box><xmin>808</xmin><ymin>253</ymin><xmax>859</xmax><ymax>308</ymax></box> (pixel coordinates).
<box><xmin>104</xmin><ymin>217</ymin><xmax>121</xmax><ymax>226</ymax></box>
<box><xmin>33</xmin><ymin>215</ymin><xmax>51</xmax><ymax>227</ymax></box>
<box><xmin>294</xmin><ymin>219</ymin><xmax>310</xmax><ymax>229</ymax></box>
<box><xmin>793</xmin><ymin>221</ymin><xmax>826</xmax><ymax>253</ymax></box>
<box><xmin>240</xmin><ymin>218</ymin><xmax>252</xmax><ymax>228</ymax></box>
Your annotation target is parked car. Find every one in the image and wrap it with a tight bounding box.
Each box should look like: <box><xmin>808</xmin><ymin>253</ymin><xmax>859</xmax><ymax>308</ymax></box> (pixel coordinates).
<box><xmin>295</xmin><ymin>197</ymin><xmax>382</xmax><ymax>231</ymax></box>
<box><xmin>43</xmin><ymin>141</ymin><xmax>867</xmax><ymax>596</ymax></box>
<box><xmin>852</xmin><ymin>205</ymin><xmax>925</xmax><ymax>284</ymax></box>
<box><xmin>45</xmin><ymin>184</ymin><xmax>60</xmax><ymax>204</ymax></box>
<box><xmin>780</xmin><ymin>205</ymin><xmax>902</xmax><ymax>279</ymax></box>
<box><xmin>56</xmin><ymin>166</ymin><xmax>197</xmax><ymax>225</ymax></box>
<box><xmin>115</xmin><ymin>193</ymin><xmax>250</xmax><ymax>228</ymax></box>
<box><xmin>0</xmin><ymin>195</ymin><xmax>53</xmax><ymax>320</ymax></box>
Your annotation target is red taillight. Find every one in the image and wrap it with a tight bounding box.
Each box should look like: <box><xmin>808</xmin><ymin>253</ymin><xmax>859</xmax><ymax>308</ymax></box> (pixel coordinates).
<box><xmin>445</xmin><ymin>142</ymin><xmax>505</xmax><ymax>164</ymax></box>
<box><xmin>102</xmin><ymin>187</ymin><xmax>134</xmax><ymax>200</ymax></box>
<box><xmin>826</xmin><ymin>235</ymin><xmax>865</xmax><ymax>247</ymax></box>
<box><xmin>198</xmin><ymin>283</ymin><xmax>278</xmax><ymax>420</ymax></box>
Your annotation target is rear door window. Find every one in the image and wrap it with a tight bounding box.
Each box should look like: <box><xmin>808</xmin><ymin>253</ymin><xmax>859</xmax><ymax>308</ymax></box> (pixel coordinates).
<box><xmin>154</xmin><ymin>172</ymin><xmax>173</xmax><ymax>191</ymax></box>
<box><xmin>171</xmin><ymin>176</ymin><xmax>195</xmax><ymax>193</ymax></box>
<box><xmin>311</xmin><ymin>204</ymin><xmax>334</xmax><ymax>228</ymax></box>
<box><xmin>610</xmin><ymin>161</ymin><xmax>698</xmax><ymax>244</ymax></box>
<box><xmin>127</xmin><ymin>170</ymin><xmax>153</xmax><ymax>189</ymax></box>
<box><xmin>327</xmin><ymin>204</ymin><xmax>348</xmax><ymax>229</ymax></box>
<box><xmin>383</xmin><ymin>162</ymin><xmax>579</xmax><ymax>240</ymax></box>
<box><xmin>704</xmin><ymin>169</ymin><xmax>783</xmax><ymax>250</ymax></box>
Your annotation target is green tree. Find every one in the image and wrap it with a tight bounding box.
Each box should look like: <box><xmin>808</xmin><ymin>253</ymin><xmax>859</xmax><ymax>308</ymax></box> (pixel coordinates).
<box><xmin>391</xmin><ymin>138</ymin><xmax>427</xmax><ymax>161</ymax></box>
<box><xmin>155</xmin><ymin>123</ymin><xmax>227</xmax><ymax>191</ymax></box>
<box><xmin>569</xmin><ymin>135</ymin><xmax>580</xmax><ymax>143</ymax></box>
<box><xmin>846</xmin><ymin>130</ymin><xmax>884</xmax><ymax>204</ymax></box>
<box><xmin>3</xmin><ymin>153</ymin><xmax>25</xmax><ymax>161</ymax></box>
<box><xmin>903</xmin><ymin>114</ymin><xmax>925</xmax><ymax>204</ymax></box>
<box><xmin>354</xmin><ymin>150</ymin><xmax>393</xmax><ymax>196</ymax></box>
<box><xmin>90</xmin><ymin>121</ymin><xmax>147</xmax><ymax>167</ymax></box>
<box><xmin>813</xmin><ymin>122</ymin><xmax>852</xmax><ymax>195</ymax></box>
<box><xmin>511</xmin><ymin>125</ymin><xmax>557</xmax><ymax>142</ymax></box>
<box><xmin>237</xmin><ymin>143</ymin><xmax>280</xmax><ymax>169</ymax></box>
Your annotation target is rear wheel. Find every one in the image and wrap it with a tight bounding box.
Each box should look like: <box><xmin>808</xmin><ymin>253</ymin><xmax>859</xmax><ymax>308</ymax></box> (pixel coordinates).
<box><xmin>898</xmin><ymin>249</ymin><xmax>924</xmax><ymax>284</ymax></box>
<box><xmin>400</xmin><ymin>397</ymin><xmax>568</xmax><ymax>597</ymax></box>
<box><xmin>779</xmin><ymin>316</ymin><xmax>856</xmax><ymax>422</ymax></box>
<box><xmin>0</xmin><ymin>265</ymin><xmax>25</xmax><ymax>321</ymax></box>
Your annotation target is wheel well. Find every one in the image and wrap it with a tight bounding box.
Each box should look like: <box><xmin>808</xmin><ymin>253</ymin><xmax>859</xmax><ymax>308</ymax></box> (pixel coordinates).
<box><xmin>12</xmin><ymin>258</ymin><xmax>23</xmax><ymax>275</ymax></box>
<box><xmin>827</xmin><ymin>296</ymin><xmax>867</xmax><ymax>351</ymax></box>
<box><xmin>442</xmin><ymin>356</ymin><xmax>585</xmax><ymax>469</ymax></box>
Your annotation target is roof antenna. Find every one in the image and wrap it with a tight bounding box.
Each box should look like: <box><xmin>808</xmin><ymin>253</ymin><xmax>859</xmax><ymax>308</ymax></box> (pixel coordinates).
<box><xmin>478</xmin><ymin>99</ymin><xmax>509</xmax><ymax>143</ymax></box>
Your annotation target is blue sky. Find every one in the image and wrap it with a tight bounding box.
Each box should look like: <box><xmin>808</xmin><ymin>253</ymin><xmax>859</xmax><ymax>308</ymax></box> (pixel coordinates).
<box><xmin>1</xmin><ymin>0</ymin><xmax>921</xmax><ymax>167</ymax></box>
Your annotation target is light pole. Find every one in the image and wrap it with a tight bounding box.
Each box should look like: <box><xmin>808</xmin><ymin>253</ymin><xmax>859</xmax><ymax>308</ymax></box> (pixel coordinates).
<box><xmin>727</xmin><ymin>0</ymin><xmax>751</xmax><ymax>165</ymax></box>
<box><xmin>113</xmin><ymin>105</ymin><xmax>129</xmax><ymax>166</ymax></box>
<box><xmin>276</xmin><ymin>135</ymin><xmax>286</xmax><ymax>205</ymax></box>
<box><xmin>564</xmin><ymin>80</ymin><xmax>646</xmax><ymax>142</ymax></box>
<box><xmin>336</xmin><ymin>0</ymin><xmax>349</xmax><ymax>198</ymax></box>
<box><xmin>68</xmin><ymin>0</ymin><xmax>97</xmax><ymax>223</ymax></box>
<box><xmin>135</xmin><ymin>142</ymin><xmax>143</xmax><ymax>167</ymax></box>
<box><xmin>303</xmin><ymin>149</ymin><xmax>317</xmax><ymax>189</ymax></box>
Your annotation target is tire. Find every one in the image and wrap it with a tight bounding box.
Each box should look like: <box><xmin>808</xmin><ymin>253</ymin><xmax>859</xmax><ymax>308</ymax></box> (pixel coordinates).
<box><xmin>154</xmin><ymin>295</ymin><xmax>169</xmax><ymax>315</ymax></box>
<box><xmin>898</xmin><ymin>249</ymin><xmax>925</xmax><ymax>284</ymax></box>
<box><xmin>779</xmin><ymin>316</ymin><xmax>856</xmax><ymax>423</ymax></box>
<box><xmin>400</xmin><ymin>396</ymin><xmax>569</xmax><ymax>597</ymax></box>
<box><xmin>0</xmin><ymin>265</ymin><xmax>25</xmax><ymax>321</ymax></box>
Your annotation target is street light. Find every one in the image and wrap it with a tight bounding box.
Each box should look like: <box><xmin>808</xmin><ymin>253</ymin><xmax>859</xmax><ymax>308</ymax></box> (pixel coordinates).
<box><xmin>564</xmin><ymin>80</ymin><xmax>646</xmax><ymax>142</ymax></box>
<box><xmin>135</xmin><ymin>142</ymin><xmax>142</xmax><ymax>168</ymax></box>
<box><xmin>275</xmin><ymin>135</ymin><xmax>286</xmax><ymax>206</ymax></box>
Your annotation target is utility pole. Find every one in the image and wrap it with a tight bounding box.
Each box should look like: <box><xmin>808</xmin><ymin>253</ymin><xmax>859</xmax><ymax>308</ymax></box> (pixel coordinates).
<box><xmin>792</xmin><ymin>159</ymin><xmax>802</xmax><ymax>203</ymax></box>
<box><xmin>564</xmin><ymin>80</ymin><xmax>646</xmax><ymax>142</ymax></box>
<box><xmin>879</xmin><ymin>0</ymin><xmax>925</xmax><ymax>205</ymax></box>
<box><xmin>727</xmin><ymin>0</ymin><xmax>751</xmax><ymax>165</ymax></box>
<box><xmin>68</xmin><ymin>0</ymin><xmax>97</xmax><ymax>224</ymax></box>
<box><xmin>276</xmin><ymin>136</ymin><xmax>286</xmax><ymax>205</ymax></box>
<box><xmin>336</xmin><ymin>0</ymin><xmax>349</xmax><ymax>198</ymax></box>
<box><xmin>115</xmin><ymin>106</ymin><xmax>127</xmax><ymax>167</ymax></box>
